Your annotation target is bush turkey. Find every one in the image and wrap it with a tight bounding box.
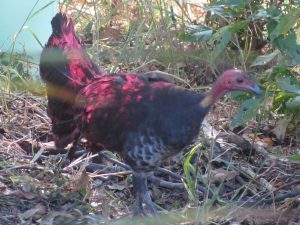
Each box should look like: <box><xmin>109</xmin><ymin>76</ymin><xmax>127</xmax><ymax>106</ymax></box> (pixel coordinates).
<box><xmin>40</xmin><ymin>13</ymin><xmax>262</xmax><ymax>215</ymax></box>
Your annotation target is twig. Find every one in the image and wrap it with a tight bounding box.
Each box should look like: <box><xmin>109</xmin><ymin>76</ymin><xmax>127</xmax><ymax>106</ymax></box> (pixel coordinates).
<box><xmin>241</xmin><ymin>189</ymin><xmax>300</xmax><ymax>206</ymax></box>
<box><xmin>98</xmin><ymin>152</ymin><xmax>131</xmax><ymax>170</ymax></box>
<box><xmin>150</xmin><ymin>175</ymin><xmax>185</xmax><ymax>190</ymax></box>
<box><xmin>90</xmin><ymin>170</ymin><xmax>131</xmax><ymax>178</ymax></box>
<box><xmin>86</xmin><ymin>163</ymin><xmax>107</xmax><ymax>172</ymax></box>
<box><xmin>235</xmin><ymin>175</ymin><xmax>247</xmax><ymax>185</ymax></box>
<box><xmin>18</xmin><ymin>140</ymin><xmax>68</xmax><ymax>154</ymax></box>
<box><xmin>274</xmin><ymin>179</ymin><xmax>300</xmax><ymax>192</ymax></box>
<box><xmin>262</xmin><ymin>189</ymin><xmax>300</xmax><ymax>204</ymax></box>
<box><xmin>256</xmin><ymin>159</ymin><xmax>277</xmax><ymax>179</ymax></box>
<box><xmin>0</xmin><ymin>163</ymin><xmax>42</xmax><ymax>171</ymax></box>
<box><xmin>155</xmin><ymin>167</ymin><xmax>183</xmax><ymax>181</ymax></box>
<box><xmin>64</xmin><ymin>153</ymin><xmax>98</xmax><ymax>170</ymax></box>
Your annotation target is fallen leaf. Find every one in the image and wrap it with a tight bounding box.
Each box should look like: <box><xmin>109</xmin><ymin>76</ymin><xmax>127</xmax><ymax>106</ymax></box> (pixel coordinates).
<box><xmin>14</xmin><ymin>190</ymin><xmax>38</xmax><ymax>200</ymax></box>
<box><xmin>0</xmin><ymin>180</ymin><xmax>8</xmax><ymax>191</ymax></box>
<box><xmin>262</xmin><ymin>137</ymin><xmax>273</xmax><ymax>147</ymax></box>
<box><xmin>272</xmin><ymin>118</ymin><xmax>289</xmax><ymax>142</ymax></box>
<box><xmin>0</xmin><ymin>180</ymin><xmax>13</xmax><ymax>195</ymax></box>
<box><xmin>39</xmin><ymin>211</ymin><xmax>75</xmax><ymax>225</ymax></box>
<box><xmin>203</xmin><ymin>168</ymin><xmax>238</xmax><ymax>183</ymax></box>
<box><xmin>107</xmin><ymin>183</ymin><xmax>126</xmax><ymax>191</ymax></box>
<box><xmin>18</xmin><ymin>203</ymin><xmax>46</xmax><ymax>220</ymax></box>
<box><xmin>30</xmin><ymin>146</ymin><xmax>45</xmax><ymax>163</ymax></box>
<box><xmin>74</xmin><ymin>170</ymin><xmax>91</xmax><ymax>192</ymax></box>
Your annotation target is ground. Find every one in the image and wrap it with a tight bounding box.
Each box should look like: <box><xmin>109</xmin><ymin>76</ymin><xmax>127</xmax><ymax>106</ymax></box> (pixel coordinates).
<box><xmin>0</xmin><ymin>89</ymin><xmax>299</xmax><ymax>225</ymax></box>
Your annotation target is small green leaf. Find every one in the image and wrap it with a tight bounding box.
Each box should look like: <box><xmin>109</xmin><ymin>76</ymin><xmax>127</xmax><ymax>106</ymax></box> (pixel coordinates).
<box><xmin>266</xmin><ymin>6</ymin><xmax>281</xmax><ymax>18</ymax></box>
<box><xmin>270</xmin><ymin>7</ymin><xmax>300</xmax><ymax>39</ymax></box>
<box><xmin>229</xmin><ymin>20</ymin><xmax>249</xmax><ymax>32</ymax></box>
<box><xmin>206</xmin><ymin>6</ymin><xmax>224</xmax><ymax>14</ymax></box>
<box><xmin>286</xmin><ymin>96</ymin><xmax>300</xmax><ymax>110</ymax></box>
<box><xmin>179</xmin><ymin>28</ymin><xmax>213</xmax><ymax>42</ymax></box>
<box><xmin>209</xmin><ymin>26</ymin><xmax>232</xmax><ymax>61</ymax></box>
<box><xmin>0</xmin><ymin>53</ymin><xmax>11</xmax><ymax>66</ymax></box>
<box><xmin>276</xmin><ymin>32</ymin><xmax>299</xmax><ymax>52</ymax></box>
<box><xmin>250</xmin><ymin>50</ymin><xmax>280</xmax><ymax>67</ymax></box>
<box><xmin>214</xmin><ymin>0</ymin><xmax>247</xmax><ymax>7</ymax></box>
<box><xmin>193</xmin><ymin>30</ymin><xmax>213</xmax><ymax>41</ymax></box>
<box><xmin>231</xmin><ymin>98</ymin><xmax>261</xmax><ymax>128</ymax></box>
<box><xmin>276</xmin><ymin>77</ymin><xmax>300</xmax><ymax>94</ymax></box>
<box><xmin>252</xmin><ymin>9</ymin><xmax>269</xmax><ymax>20</ymax></box>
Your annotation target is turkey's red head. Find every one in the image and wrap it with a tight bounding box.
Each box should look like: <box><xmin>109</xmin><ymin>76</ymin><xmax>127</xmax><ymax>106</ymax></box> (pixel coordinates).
<box><xmin>200</xmin><ymin>69</ymin><xmax>261</xmax><ymax>108</ymax></box>
<box><xmin>219</xmin><ymin>69</ymin><xmax>261</xmax><ymax>94</ymax></box>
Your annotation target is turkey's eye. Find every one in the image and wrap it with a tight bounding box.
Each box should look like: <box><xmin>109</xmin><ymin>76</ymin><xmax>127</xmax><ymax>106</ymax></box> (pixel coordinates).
<box><xmin>236</xmin><ymin>77</ymin><xmax>244</xmax><ymax>83</ymax></box>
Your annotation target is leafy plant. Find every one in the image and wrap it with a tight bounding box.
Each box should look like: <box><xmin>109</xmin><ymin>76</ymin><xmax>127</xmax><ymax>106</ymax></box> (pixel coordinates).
<box><xmin>272</xmin><ymin>67</ymin><xmax>300</xmax><ymax>120</ymax></box>
<box><xmin>177</xmin><ymin>1</ymin><xmax>300</xmax><ymax>128</ymax></box>
<box><xmin>231</xmin><ymin>96</ymin><xmax>263</xmax><ymax>128</ymax></box>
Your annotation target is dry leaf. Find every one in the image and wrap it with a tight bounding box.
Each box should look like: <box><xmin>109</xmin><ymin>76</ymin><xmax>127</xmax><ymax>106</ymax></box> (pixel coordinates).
<box><xmin>262</xmin><ymin>137</ymin><xmax>274</xmax><ymax>147</ymax></box>
<box><xmin>203</xmin><ymin>168</ymin><xmax>238</xmax><ymax>183</ymax></box>
<box><xmin>18</xmin><ymin>203</ymin><xmax>46</xmax><ymax>220</ymax></box>
<box><xmin>272</xmin><ymin>118</ymin><xmax>289</xmax><ymax>142</ymax></box>
<box><xmin>107</xmin><ymin>183</ymin><xmax>126</xmax><ymax>191</ymax></box>
<box><xmin>39</xmin><ymin>211</ymin><xmax>75</xmax><ymax>225</ymax></box>
<box><xmin>74</xmin><ymin>170</ymin><xmax>91</xmax><ymax>192</ymax></box>
<box><xmin>14</xmin><ymin>190</ymin><xmax>38</xmax><ymax>200</ymax></box>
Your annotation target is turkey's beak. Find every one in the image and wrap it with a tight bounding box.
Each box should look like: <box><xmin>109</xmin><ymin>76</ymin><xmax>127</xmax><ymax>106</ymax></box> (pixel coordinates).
<box><xmin>248</xmin><ymin>84</ymin><xmax>262</xmax><ymax>95</ymax></box>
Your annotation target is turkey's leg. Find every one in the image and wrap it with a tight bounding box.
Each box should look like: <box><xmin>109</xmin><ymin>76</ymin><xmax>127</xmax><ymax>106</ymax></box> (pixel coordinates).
<box><xmin>132</xmin><ymin>172</ymin><xmax>157</xmax><ymax>216</ymax></box>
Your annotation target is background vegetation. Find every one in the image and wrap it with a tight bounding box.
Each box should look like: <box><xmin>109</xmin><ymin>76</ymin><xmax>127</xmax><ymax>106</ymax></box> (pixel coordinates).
<box><xmin>2</xmin><ymin>0</ymin><xmax>299</xmax><ymax>132</ymax></box>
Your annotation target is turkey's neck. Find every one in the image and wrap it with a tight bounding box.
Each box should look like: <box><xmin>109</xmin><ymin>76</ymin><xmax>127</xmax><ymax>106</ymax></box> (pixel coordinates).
<box><xmin>200</xmin><ymin>79</ymin><xmax>227</xmax><ymax>108</ymax></box>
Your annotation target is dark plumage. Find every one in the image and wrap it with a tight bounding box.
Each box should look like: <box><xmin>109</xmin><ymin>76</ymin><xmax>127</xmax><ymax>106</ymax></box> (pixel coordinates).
<box><xmin>75</xmin><ymin>71</ymin><xmax>261</xmax><ymax>215</ymax></box>
<box><xmin>40</xmin><ymin>13</ymin><xmax>262</xmax><ymax>215</ymax></box>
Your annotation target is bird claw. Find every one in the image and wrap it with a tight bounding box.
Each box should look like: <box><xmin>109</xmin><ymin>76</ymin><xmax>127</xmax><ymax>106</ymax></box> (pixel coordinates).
<box><xmin>132</xmin><ymin>173</ymin><xmax>158</xmax><ymax>216</ymax></box>
<box><xmin>133</xmin><ymin>190</ymin><xmax>158</xmax><ymax>217</ymax></box>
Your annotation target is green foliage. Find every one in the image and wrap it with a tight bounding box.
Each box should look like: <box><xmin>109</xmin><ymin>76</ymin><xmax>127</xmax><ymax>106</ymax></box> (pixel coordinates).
<box><xmin>3</xmin><ymin>0</ymin><xmax>299</xmax><ymax>128</ymax></box>
<box><xmin>276</xmin><ymin>77</ymin><xmax>300</xmax><ymax>95</ymax></box>
<box><xmin>269</xmin><ymin>7</ymin><xmax>300</xmax><ymax>39</ymax></box>
<box><xmin>250</xmin><ymin>50</ymin><xmax>280</xmax><ymax>67</ymax></box>
<box><xmin>178</xmin><ymin>26</ymin><xmax>213</xmax><ymax>42</ymax></box>
<box><xmin>231</xmin><ymin>66</ymin><xmax>300</xmax><ymax>127</ymax></box>
<box><xmin>208</xmin><ymin>26</ymin><xmax>232</xmax><ymax>61</ymax></box>
<box><xmin>183</xmin><ymin>145</ymin><xmax>198</xmax><ymax>204</ymax></box>
<box><xmin>257</xmin><ymin>6</ymin><xmax>300</xmax><ymax>65</ymax></box>
<box><xmin>0</xmin><ymin>51</ymin><xmax>33</xmax><ymax>91</ymax></box>
<box><xmin>231</xmin><ymin>97</ymin><xmax>262</xmax><ymax>128</ymax></box>
<box><xmin>287</xmin><ymin>154</ymin><xmax>300</xmax><ymax>163</ymax></box>
<box><xmin>274</xmin><ymin>69</ymin><xmax>300</xmax><ymax>119</ymax></box>
<box><xmin>178</xmin><ymin>1</ymin><xmax>300</xmax><ymax>126</ymax></box>
<box><xmin>0</xmin><ymin>0</ymin><xmax>54</xmax><ymax>94</ymax></box>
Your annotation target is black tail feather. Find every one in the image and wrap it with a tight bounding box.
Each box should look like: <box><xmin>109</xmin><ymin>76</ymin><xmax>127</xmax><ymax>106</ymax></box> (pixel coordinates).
<box><xmin>39</xmin><ymin>12</ymin><xmax>102</xmax><ymax>148</ymax></box>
